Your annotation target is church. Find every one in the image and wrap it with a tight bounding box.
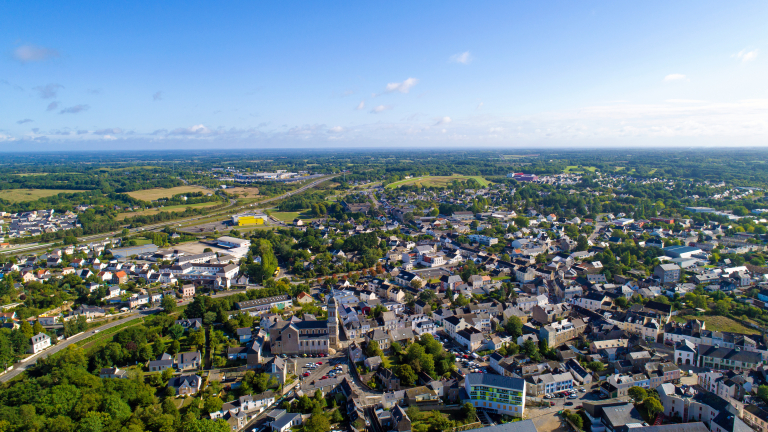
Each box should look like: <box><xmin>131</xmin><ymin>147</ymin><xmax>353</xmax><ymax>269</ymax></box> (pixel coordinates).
<box><xmin>269</xmin><ymin>297</ymin><xmax>340</xmax><ymax>355</ymax></box>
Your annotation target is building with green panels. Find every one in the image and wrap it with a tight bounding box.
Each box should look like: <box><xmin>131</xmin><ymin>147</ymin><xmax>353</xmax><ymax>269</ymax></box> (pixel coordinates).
<box><xmin>465</xmin><ymin>373</ymin><xmax>526</xmax><ymax>417</ymax></box>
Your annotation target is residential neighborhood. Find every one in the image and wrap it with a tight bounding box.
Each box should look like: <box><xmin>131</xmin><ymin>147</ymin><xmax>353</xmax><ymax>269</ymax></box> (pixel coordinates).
<box><xmin>3</xmin><ymin>152</ymin><xmax>768</xmax><ymax>432</ymax></box>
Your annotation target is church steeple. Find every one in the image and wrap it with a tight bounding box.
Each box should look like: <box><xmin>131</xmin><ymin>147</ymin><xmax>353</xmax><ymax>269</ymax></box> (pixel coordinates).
<box><xmin>328</xmin><ymin>295</ymin><xmax>339</xmax><ymax>349</ymax></box>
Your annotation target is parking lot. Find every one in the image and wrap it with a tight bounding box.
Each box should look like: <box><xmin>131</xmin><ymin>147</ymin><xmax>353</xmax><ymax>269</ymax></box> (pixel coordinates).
<box><xmin>528</xmin><ymin>385</ymin><xmax>619</xmax><ymax>432</ymax></box>
<box><xmin>297</xmin><ymin>355</ymin><xmax>347</xmax><ymax>381</ymax></box>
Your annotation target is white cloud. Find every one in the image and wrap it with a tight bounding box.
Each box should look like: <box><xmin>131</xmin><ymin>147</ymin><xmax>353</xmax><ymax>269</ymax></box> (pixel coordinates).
<box><xmin>477</xmin><ymin>102</ymin><xmax>484</xmax><ymax>110</ymax></box>
<box><xmin>153</xmin><ymin>91</ymin><xmax>163</xmax><ymax>101</ymax></box>
<box><xmin>370</xmin><ymin>105</ymin><xmax>392</xmax><ymax>113</ymax></box>
<box><xmin>94</xmin><ymin>128</ymin><xmax>123</xmax><ymax>135</ymax></box>
<box><xmin>384</xmin><ymin>78</ymin><xmax>418</xmax><ymax>94</ymax></box>
<box><xmin>665</xmin><ymin>99</ymin><xmax>707</xmax><ymax>104</ymax></box>
<box><xmin>59</xmin><ymin>104</ymin><xmax>89</xmax><ymax>114</ymax></box>
<box><xmin>663</xmin><ymin>74</ymin><xmax>687</xmax><ymax>82</ymax></box>
<box><xmin>46</xmin><ymin>101</ymin><xmax>59</xmax><ymax>112</ymax></box>
<box><xmin>17</xmin><ymin>119</ymin><xmax>33</xmax><ymax>124</ymax></box>
<box><xmin>329</xmin><ymin>126</ymin><xmax>343</xmax><ymax>133</ymax></box>
<box><xmin>450</xmin><ymin>51</ymin><xmax>472</xmax><ymax>64</ymax></box>
<box><xmin>356</xmin><ymin>100</ymin><xmax>365</xmax><ymax>110</ymax></box>
<box><xmin>734</xmin><ymin>49</ymin><xmax>758</xmax><ymax>63</ymax></box>
<box><xmin>435</xmin><ymin>116</ymin><xmax>452</xmax><ymax>126</ymax></box>
<box><xmin>170</xmin><ymin>124</ymin><xmax>211</xmax><ymax>135</ymax></box>
<box><xmin>13</xmin><ymin>44</ymin><xmax>59</xmax><ymax>63</ymax></box>
<box><xmin>34</xmin><ymin>83</ymin><xmax>63</xmax><ymax>99</ymax></box>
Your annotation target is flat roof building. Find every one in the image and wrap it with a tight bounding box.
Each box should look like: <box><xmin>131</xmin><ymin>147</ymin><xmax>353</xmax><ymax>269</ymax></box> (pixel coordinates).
<box><xmin>217</xmin><ymin>236</ymin><xmax>251</xmax><ymax>249</ymax></box>
<box><xmin>465</xmin><ymin>373</ymin><xmax>526</xmax><ymax>417</ymax></box>
<box><xmin>109</xmin><ymin>244</ymin><xmax>159</xmax><ymax>259</ymax></box>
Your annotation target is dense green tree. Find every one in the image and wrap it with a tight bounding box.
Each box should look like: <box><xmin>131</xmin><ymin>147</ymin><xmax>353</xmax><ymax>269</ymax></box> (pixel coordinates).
<box><xmin>461</xmin><ymin>402</ymin><xmax>477</xmax><ymax>421</ymax></box>
<box><xmin>161</xmin><ymin>295</ymin><xmax>177</xmax><ymax>313</ymax></box>
<box><xmin>395</xmin><ymin>364</ymin><xmax>417</xmax><ymax>386</ymax></box>
<box><xmin>644</xmin><ymin>397</ymin><xmax>663</xmax><ymax>418</ymax></box>
<box><xmin>504</xmin><ymin>316</ymin><xmax>523</xmax><ymax>338</ymax></box>
<box><xmin>168</xmin><ymin>324</ymin><xmax>184</xmax><ymax>340</ymax></box>
<box><xmin>628</xmin><ymin>386</ymin><xmax>647</xmax><ymax>401</ymax></box>
<box><xmin>305</xmin><ymin>413</ymin><xmax>330</xmax><ymax>432</ymax></box>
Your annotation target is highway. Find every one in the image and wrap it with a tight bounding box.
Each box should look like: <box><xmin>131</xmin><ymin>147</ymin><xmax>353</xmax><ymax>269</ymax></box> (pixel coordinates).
<box><xmin>0</xmin><ymin>175</ymin><xmax>336</xmax><ymax>257</ymax></box>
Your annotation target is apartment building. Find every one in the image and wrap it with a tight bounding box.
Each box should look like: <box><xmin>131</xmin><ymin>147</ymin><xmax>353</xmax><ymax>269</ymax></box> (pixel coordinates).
<box><xmin>539</xmin><ymin>318</ymin><xmax>587</xmax><ymax>349</ymax></box>
<box><xmin>654</xmin><ymin>264</ymin><xmax>681</xmax><ymax>284</ymax></box>
<box><xmin>526</xmin><ymin>371</ymin><xmax>574</xmax><ymax>396</ymax></box>
<box><xmin>698</xmin><ymin>345</ymin><xmax>762</xmax><ymax>371</ymax></box>
<box><xmin>235</xmin><ymin>295</ymin><xmax>293</xmax><ymax>316</ymax></box>
<box><xmin>465</xmin><ymin>373</ymin><xmax>526</xmax><ymax>417</ymax></box>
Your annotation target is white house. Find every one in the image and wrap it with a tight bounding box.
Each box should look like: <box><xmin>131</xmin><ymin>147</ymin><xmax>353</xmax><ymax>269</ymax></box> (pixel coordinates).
<box><xmin>29</xmin><ymin>332</ymin><xmax>51</xmax><ymax>354</ymax></box>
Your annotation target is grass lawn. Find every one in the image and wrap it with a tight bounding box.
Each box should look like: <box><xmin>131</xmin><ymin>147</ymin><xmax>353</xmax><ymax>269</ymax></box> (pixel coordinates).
<box><xmin>673</xmin><ymin>315</ymin><xmax>759</xmax><ymax>335</ymax></box>
<box><xmin>126</xmin><ymin>185</ymin><xmax>211</xmax><ymax>201</ymax></box>
<box><xmin>0</xmin><ymin>188</ymin><xmax>83</xmax><ymax>202</ymax></box>
<box><xmin>116</xmin><ymin>202</ymin><xmax>220</xmax><ymax>220</ymax></box>
<box><xmin>386</xmin><ymin>175</ymin><xmax>490</xmax><ymax>189</ymax></box>
<box><xmin>563</xmin><ymin>165</ymin><xmax>597</xmax><ymax>173</ymax></box>
<box><xmin>381</xmin><ymin>355</ymin><xmax>394</xmax><ymax>369</ymax></box>
<box><xmin>270</xmin><ymin>211</ymin><xmax>313</xmax><ymax>222</ymax></box>
<box><xmin>492</xmin><ymin>276</ymin><xmax>510</xmax><ymax>281</ymax></box>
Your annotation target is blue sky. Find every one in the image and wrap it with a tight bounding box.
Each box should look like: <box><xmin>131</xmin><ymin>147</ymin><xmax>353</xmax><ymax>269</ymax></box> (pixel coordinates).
<box><xmin>1</xmin><ymin>1</ymin><xmax>767</xmax><ymax>150</ymax></box>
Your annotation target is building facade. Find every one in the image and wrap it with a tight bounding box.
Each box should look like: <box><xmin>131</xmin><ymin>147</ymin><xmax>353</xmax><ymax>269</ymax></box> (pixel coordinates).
<box><xmin>465</xmin><ymin>373</ymin><xmax>526</xmax><ymax>417</ymax></box>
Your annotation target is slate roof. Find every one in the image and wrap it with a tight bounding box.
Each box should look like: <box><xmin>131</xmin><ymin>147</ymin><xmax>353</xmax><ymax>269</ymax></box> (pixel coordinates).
<box><xmin>465</xmin><ymin>373</ymin><xmax>525</xmax><ymax>390</ymax></box>
<box><xmin>698</xmin><ymin>345</ymin><xmax>762</xmax><ymax>364</ymax></box>
<box><xmin>637</xmin><ymin>424</ymin><xmax>710</xmax><ymax>432</ymax></box>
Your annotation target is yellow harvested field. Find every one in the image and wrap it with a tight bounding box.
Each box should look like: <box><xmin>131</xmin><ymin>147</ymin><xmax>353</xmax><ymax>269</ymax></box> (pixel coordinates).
<box><xmin>126</xmin><ymin>186</ymin><xmax>210</xmax><ymax>201</ymax></box>
<box><xmin>223</xmin><ymin>187</ymin><xmax>260</xmax><ymax>198</ymax></box>
<box><xmin>0</xmin><ymin>188</ymin><xmax>82</xmax><ymax>202</ymax></box>
<box><xmin>116</xmin><ymin>202</ymin><xmax>219</xmax><ymax>220</ymax></box>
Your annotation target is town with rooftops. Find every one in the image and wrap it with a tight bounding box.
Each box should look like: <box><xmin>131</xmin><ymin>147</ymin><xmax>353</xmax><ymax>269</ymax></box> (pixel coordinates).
<box><xmin>2</xmin><ymin>150</ymin><xmax>768</xmax><ymax>432</ymax></box>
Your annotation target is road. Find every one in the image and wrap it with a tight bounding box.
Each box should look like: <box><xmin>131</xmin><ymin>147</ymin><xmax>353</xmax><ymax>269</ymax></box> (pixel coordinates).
<box><xmin>0</xmin><ymin>286</ymin><xmax>256</xmax><ymax>384</ymax></box>
<box><xmin>588</xmin><ymin>214</ymin><xmax>608</xmax><ymax>243</ymax></box>
<box><xmin>0</xmin><ymin>309</ymin><xmax>152</xmax><ymax>383</ymax></box>
<box><xmin>241</xmin><ymin>351</ymin><xmax>380</xmax><ymax>432</ymax></box>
